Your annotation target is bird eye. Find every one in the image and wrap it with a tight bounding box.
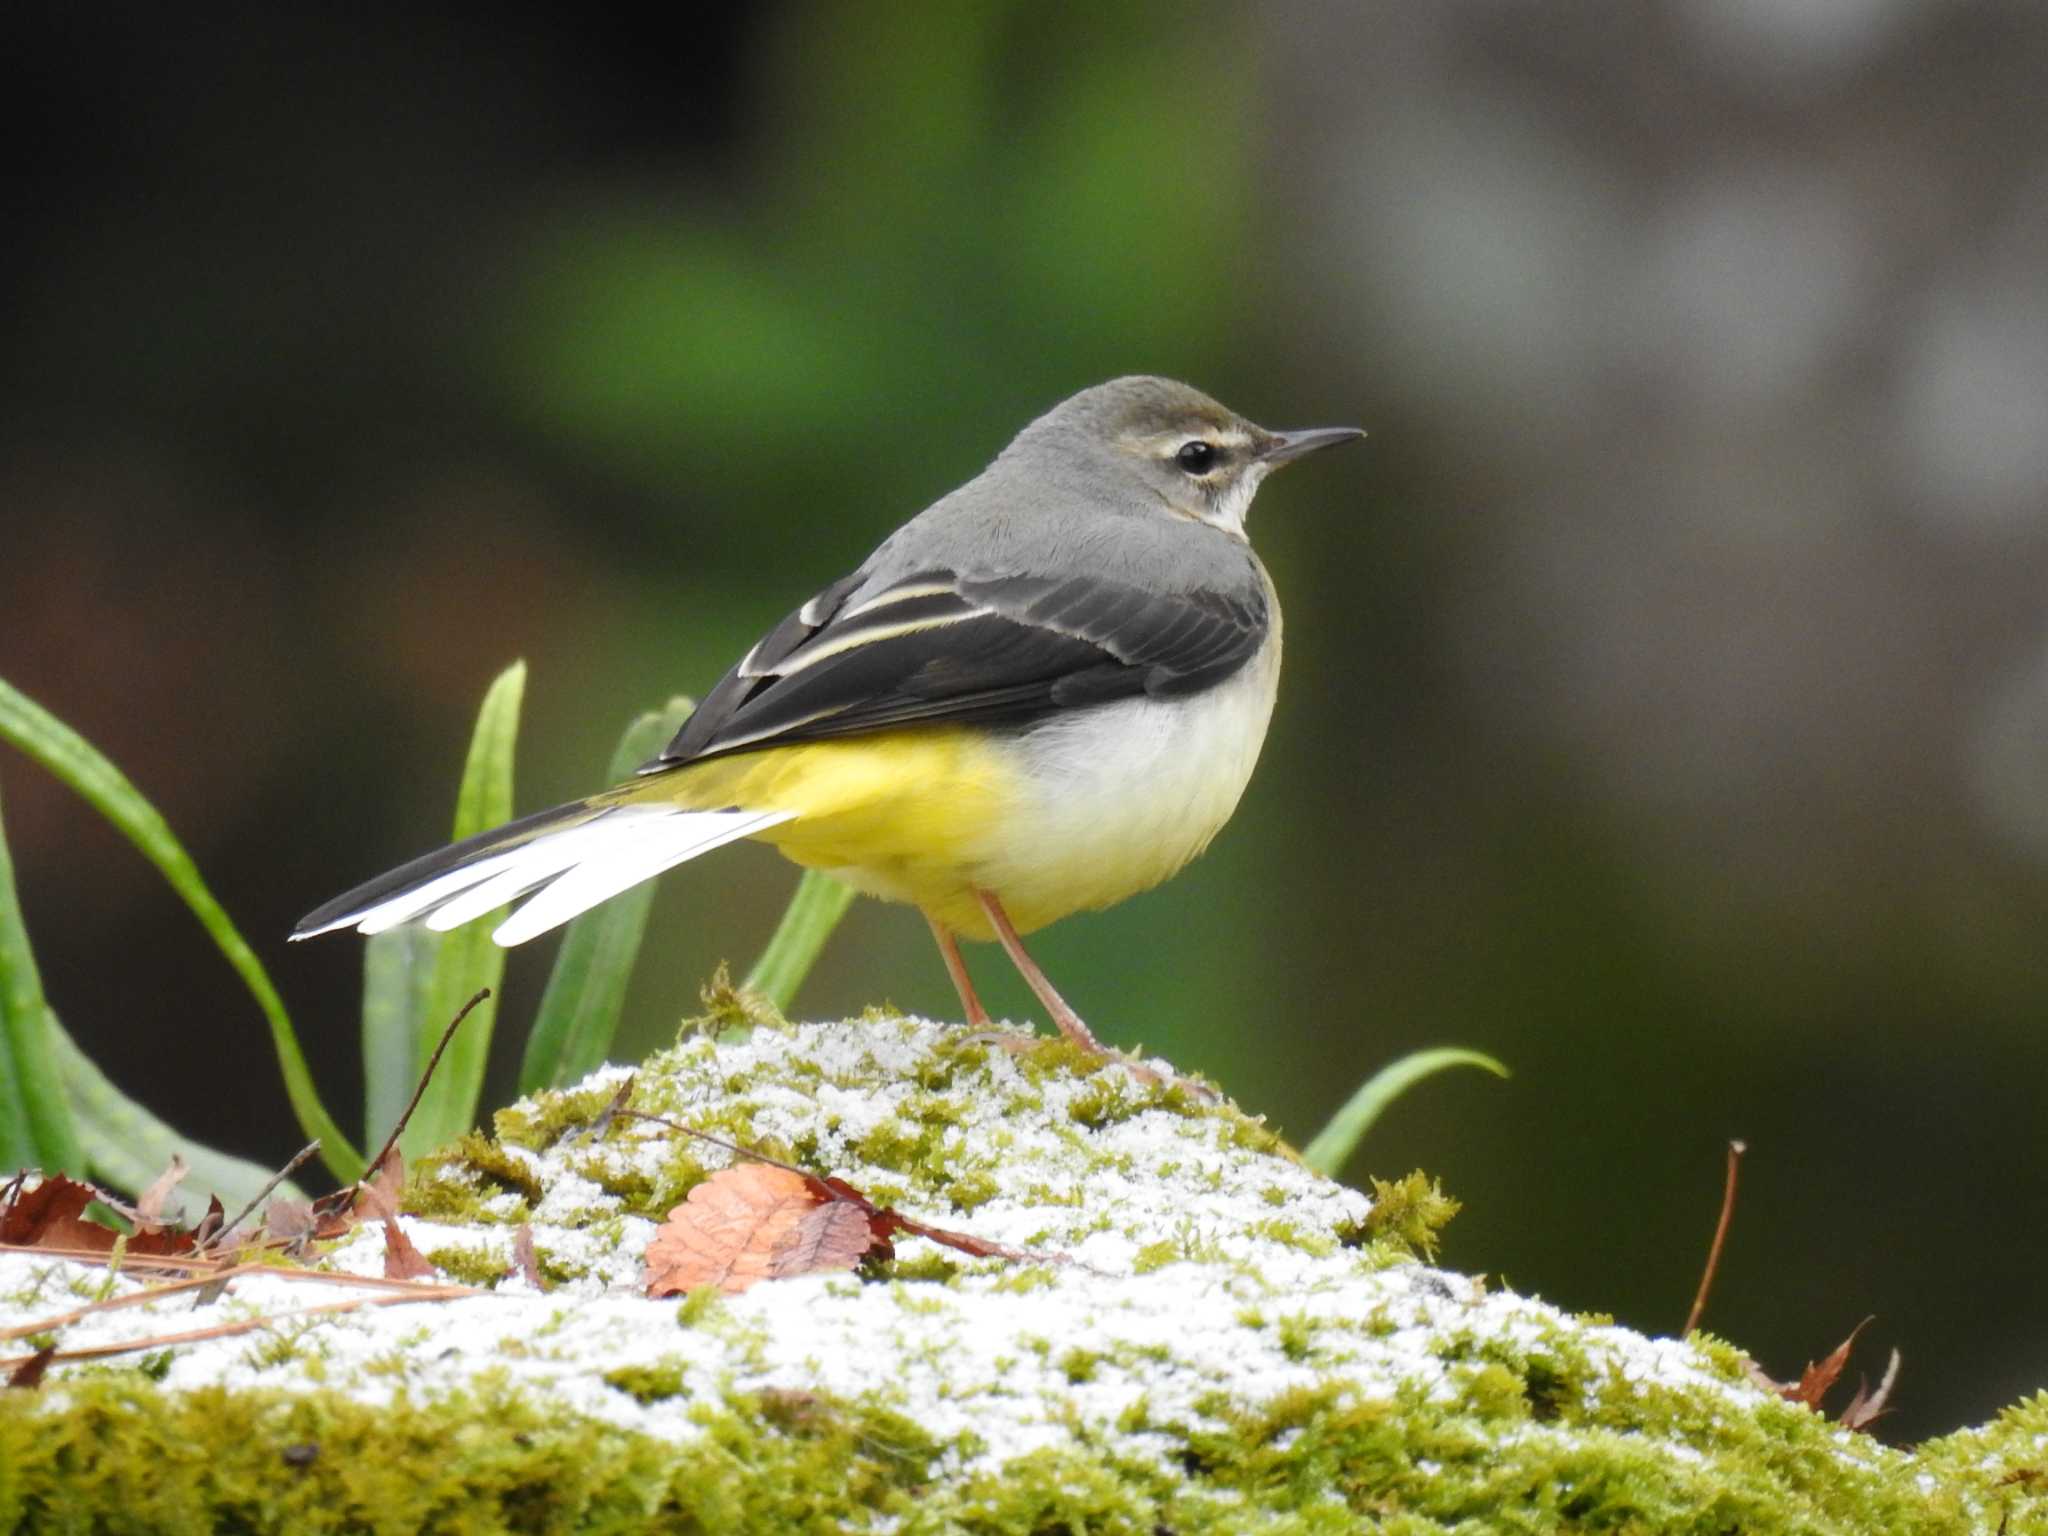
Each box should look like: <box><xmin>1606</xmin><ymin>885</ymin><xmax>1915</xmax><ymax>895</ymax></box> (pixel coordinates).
<box><xmin>1175</xmin><ymin>440</ymin><xmax>1219</xmax><ymax>474</ymax></box>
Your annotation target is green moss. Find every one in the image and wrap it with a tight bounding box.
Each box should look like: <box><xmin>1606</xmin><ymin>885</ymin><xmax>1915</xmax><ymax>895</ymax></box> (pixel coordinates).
<box><xmin>602</xmin><ymin>1361</ymin><xmax>690</xmax><ymax>1404</ymax></box>
<box><xmin>421</xmin><ymin>1245</ymin><xmax>509</xmax><ymax>1287</ymax></box>
<box><xmin>1274</xmin><ymin>1314</ymin><xmax>1317</xmax><ymax>1364</ymax></box>
<box><xmin>399</xmin><ymin>1160</ymin><xmax>498</xmax><ymax>1225</ymax></box>
<box><xmin>1065</xmin><ymin>1079</ymin><xmax>1146</xmax><ymax>1129</ymax></box>
<box><xmin>853</xmin><ymin>1119</ymin><xmax>940</xmax><ymax>1177</ymax></box>
<box><xmin>1212</xmin><ymin>1108</ymin><xmax>1293</xmax><ymax>1161</ymax></box>
<box><xmin>1011</xmin><ymin>1036</ymin><xmax>1101</xmax><ymax>1086</ymax></box>
<box><xmin>437</xmin><ymin>1131</ymin><xmax>543</xmax><ymax>1207</ymax></box>
<box><xmin>570</xmin><ymin>1143</ymin><xmax>711</xmax><ymax>1220</ymax></box>
<box><xmin>944</xmin><ymin>1170</ymin><xmax>1000</xmax><ymax>1212</ymax></box>
<box><xmin>1132</xmin><ymin>1239</ymin><xmax>1179</xmax><ymax>1275</ymax></box>
<box><xmin>0</xmin><ymin>1331</ymin><xmax>2016</xmax><ymax>1534</ymax></box>
<box><xmin>1247</xmin><ymin>1217</ymin><xmax>1337</xmax><ymax>1257</ymax></box>
<box><xmin>883</xmin><ymin>1251</ymin><xmax>963</xmax><ymax>1285</ymax></box>
<box><xmin>491</xmin><ymin>1079</ymin><xmax>633</xmax><ymax>1153</ymax></box>
<box><xmin>680</xmin><ymin>963</ymin><xmax>785</xmax><ymax>1040</ymax></box>
<box><xmin>1058</xmin><ymin>1347</ymin><xmax>1101</xmax><ymax>1385</ymax></box>
<box><xmin>0</xmin><ymin>1373</ymin><xmax>945</xmax><ymax>1535</ymax></box>
<box><xmin>1348</xmin><ymin>1170</ymin><xmax>1460</xmax><ymax>1263</ymax></box>
<box><xmin>674</xmin><ymin>1287</ymin><xmax>726</xmax><ymax>1328</ymax></box>
<box><xmin>985</xmin><ymin>1265</ymin><xmax>1060</xmax><ymax>1295</ymax></box>
<box><xmin>534</xmin><ymin>1249</ymin><xmax>589</xmax><ymax>1289</ymax></box>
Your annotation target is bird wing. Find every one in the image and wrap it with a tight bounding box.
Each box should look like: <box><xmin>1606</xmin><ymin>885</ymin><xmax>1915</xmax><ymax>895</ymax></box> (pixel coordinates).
<box><xmin>650</xmin><ymin>565</ymin><xmax>1270</xmax><ymax>766</ymax></box>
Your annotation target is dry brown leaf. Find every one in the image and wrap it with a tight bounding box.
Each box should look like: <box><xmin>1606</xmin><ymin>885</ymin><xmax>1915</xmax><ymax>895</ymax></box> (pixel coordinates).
<box><xmin>6</xmin><ymin>1345</ymin><xmax>55</xmax><ymax>1389</ymax></box>
<box><xmin>354</xmin><ymin>1167</ymin><xmax>435</xmax><ymax>1281</ymax></box>
<box><xmin>1789</xmin><ymin>1318</ymin><xmax>1870</xmax><ymax>1410</ymax></box>
<box><xmin>353</xmin><ymin>1148</ymin><xmax>406</xmax><ymax>1221</ymax></box>
<box><xmin>645</xmin><ymin>1165</ymin><xmax>881</xmax><ymax>1296</ymax></box>
<box><xmin>187</xmin><ymin>1195</ymin><xmax>226</xmax><ymax>1252</ymax></box>
<box><xmin>260</xmin><ymin>1196</ymin><xmax>353</xmax><ymax>1260</ymax></box>
<box><xmin>1840</xmin><ymin>1348</ymin><xmax>1902</xmax><ymax>1431</ymax></box>
<box><xmin>0</xmin><ymin>1174</ymin><xmax>123</xmax><ymax>1253</ymax></box>
<box><xmin>507</xmin><ymin>1224</ymin><xmax>547</xmax><ymax>1291</ymax></box>
<box><xmin>380</xmin><ymin>1221</ymin><xmax>435</xmax><ymax>1281</ymax></box>
<box><xmin>262</xmin><ymin>1198</ymin><xmax>317</xmax><ymax>1244</ymax></box>
<box><xmin>133</xmin><ymin>1156</ymin><xmax>189</xmax><ymax>1229</ymax></box>
<box><xmin>1746</xmin><ymin>1318</ymin><xmax>1898</xmax><ymax>1434</ymax></box>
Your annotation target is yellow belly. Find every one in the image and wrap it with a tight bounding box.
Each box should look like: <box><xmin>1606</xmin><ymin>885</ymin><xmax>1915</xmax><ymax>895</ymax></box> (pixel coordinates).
<box><xmin>623</xmin><ymin>627</ymin><xmax>1280</xmax><ymax>942</ymax></box>
<box><xmin>631</xmin><ymin>728</ymin><xmax>1012</xmax><ymax>936</ymax></box>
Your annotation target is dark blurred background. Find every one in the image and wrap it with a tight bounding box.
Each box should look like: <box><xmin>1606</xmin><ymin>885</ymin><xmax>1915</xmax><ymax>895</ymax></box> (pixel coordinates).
<box><xmin>6</xmin><ymin>3</ymin><xmax>2047</xmax><ymax>1441</ymax></box>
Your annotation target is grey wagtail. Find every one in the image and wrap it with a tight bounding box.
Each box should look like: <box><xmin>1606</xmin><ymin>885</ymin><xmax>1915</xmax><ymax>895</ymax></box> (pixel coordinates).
<box><xmin>295</xmin><ymin>377</ymin><xmax>1362</xmax><ymax>1059</ymax></box>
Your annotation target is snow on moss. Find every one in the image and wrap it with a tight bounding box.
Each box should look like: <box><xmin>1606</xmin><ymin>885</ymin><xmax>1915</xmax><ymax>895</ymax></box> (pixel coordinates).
<box><xmin>1</xmin><ymin>1013</ymin><xmax>2040</xmax><ymax>1533</ymax></box>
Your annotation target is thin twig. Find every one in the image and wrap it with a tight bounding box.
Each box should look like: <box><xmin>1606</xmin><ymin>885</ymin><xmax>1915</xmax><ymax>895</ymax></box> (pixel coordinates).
<box><xmin>0</xmin><ymin>1284</ymin><xmax>479</xmax><ymax>1373</ymax></box>
<box><xmin>365</xmin><ymin>987</ymin><xmax>492</xmax><ymax>1177</ymax></box>
<box><xmin>203</xmin><ymin>1140</ymin><xmax>323</xmax><ymax>1252</ymax></box>
<box><xmin>2</xmin><ymin>1261</ymin><xmax>481</xmax><ymax>1343</ymax></box>
<box><xmin>1684</xmin><ymin>1138</ymin><xmax>1747</xmax><ymax>1337</ymax></box>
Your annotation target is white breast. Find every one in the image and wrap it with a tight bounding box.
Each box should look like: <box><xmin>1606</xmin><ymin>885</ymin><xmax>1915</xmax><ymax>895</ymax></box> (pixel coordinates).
<box><xmin>970</xmin><ymin>610</ymin><xmax>1282</xmax><ymax>932</ymax></box>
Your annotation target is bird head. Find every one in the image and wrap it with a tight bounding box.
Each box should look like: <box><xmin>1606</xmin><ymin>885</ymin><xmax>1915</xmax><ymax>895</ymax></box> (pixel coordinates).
<box><xmin>1015</xmin><ymin>376</ymin><xmax>1364</xmax><ymax>541</ymax></box>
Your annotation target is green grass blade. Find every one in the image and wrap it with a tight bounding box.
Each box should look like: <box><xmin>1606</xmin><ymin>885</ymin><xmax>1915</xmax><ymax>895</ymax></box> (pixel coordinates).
<box><xmin>520</xmin><ymin>696</ymin><xmax>694</xmax><ymax>1095</ymax></box>
<box><xmin>0</xmin><ymin>782</ymin><xmax>82</xmax><ymax>1174</ymax></box>
<box><xmin>0</xmin><ymin>676</ymin><xmax>360</xmax><ymax>1180</ymax></box>
<box><xmin>361</xmin><ymin>925</ymin><xmax>437</xmax><ymax>1149</ymax></box>
<box><xmin>1301</xmin><ymin>1047</ymin><xmax>1510</xmax><ymax>1178</ymax></box>
<box><xmin>399</xmin><ymin>661</ymin><xmax>526</xmax><ymax>1157</ymax></box>
<box><xmin>742</xmin><ymin>868</ymin><xmax>857</xmax><ymax>1014</ymax></box>
<box><xmin>49</xmin><ymin>1013</ymin><xmax>305</xmax><ymax>1205</ymax></box>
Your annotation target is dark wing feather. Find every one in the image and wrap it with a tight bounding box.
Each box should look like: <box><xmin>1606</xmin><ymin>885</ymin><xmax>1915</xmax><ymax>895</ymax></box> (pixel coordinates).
<box><xmin>648</xmin><ymin>565</ymin><xmax>1267</xmax><ymax>768</ymax></box>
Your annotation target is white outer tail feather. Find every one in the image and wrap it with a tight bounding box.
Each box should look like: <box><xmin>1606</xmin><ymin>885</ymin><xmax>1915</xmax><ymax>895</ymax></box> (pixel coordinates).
<box><xmin>301</xmin><ymin>805</ymin><xmax>795</xmax><ymax>947</ymax></box>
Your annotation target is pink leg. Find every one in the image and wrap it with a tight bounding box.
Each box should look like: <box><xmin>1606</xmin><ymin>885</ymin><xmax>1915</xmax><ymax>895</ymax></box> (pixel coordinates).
<box><xmin>975</xmin><ymin>890</ymin><xmax>1109</xmax><ymax>1055</ymax></box>
<box><xmin>925</xmin><ymin>911</ymin><xmax>992</xmax><ymax>1029</ymax></box>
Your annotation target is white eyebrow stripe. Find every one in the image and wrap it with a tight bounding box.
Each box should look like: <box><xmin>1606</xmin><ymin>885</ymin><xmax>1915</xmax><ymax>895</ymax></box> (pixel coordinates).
<box><xmin>772</xmin><ymin>609</ymin><xmax>992</xmax><ymax>677</ymax></box>
<box><xmin>838</xmin><ymin>580</ymin><xmax>961</xmax><ymax>620</ymax></box>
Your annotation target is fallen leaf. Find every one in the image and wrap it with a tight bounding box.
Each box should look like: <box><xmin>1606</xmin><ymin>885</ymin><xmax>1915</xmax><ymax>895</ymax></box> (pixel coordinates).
<box><xmin>1840</xmin><ymin>1348</ymin><xmax>1902</xmax><ymax>1431</ymax></box>
<box><xmin>645</xmin><ymin>1165</ymin><xmax>882</xmax><ymax>1296</ymax></box>
<box><xmin>186</xmin><ymin>1196</ymin><xmax>226</xmax><ymax>1253</ymax></box>
<box><xmin>507</xmin><ymin>1224</ymin><xmax>547</xmax><ymax>1291</ymax></box>
<box><xmin>261</xmin><ymin>1196</ymin><xmax>353</xmax><ymax>1261</ymax></box>
<box><xmin>0</xmin><ymin>1174</ymin><xmax>119</xmax><ymax>1252</ymax></box>
<box><xmin>355</xmin><ymin>1170</ymin><xmax>435</xmax><ymax>1282</ymax></box>
<box><xmin>263</xmin><ymin>1198</ymin><xmax>317</xmax><ymax>1245</ymax></box>
<box><xmin>133</xmin><ymin>1157</ymin><xmax>189</xmax><ymax>1229</ymax></box>
<box><xmin>1788</xmin><ymin>1318</ymin><xmax>1870</xmax><ymax>1410</ymax></box>
<box><xmin>0</xmin><ymin>1173</ymin><xmax>198</xmax><ymax>1257</ymax></box>
<box><xmin>1746</xmin><ymin>1318</ymin><xmax>1899</xmax><ymax>1434</ymax></box>
<box><xmin>6</xmin><ymin>1345</ymin><xmax>55</xmax><ymax>1389</ymax></box>
<box><xmin>352</xmin><ymin>1148</ymin><xmax>406</xmax><ymax>1222</ymax></box>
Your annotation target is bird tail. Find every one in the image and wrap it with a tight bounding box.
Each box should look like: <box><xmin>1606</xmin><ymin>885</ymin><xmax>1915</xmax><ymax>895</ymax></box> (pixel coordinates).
<box><xmin>291</xmin><ymin>790</ymin><xmax>795</xmax><ymax>948</ymax></box>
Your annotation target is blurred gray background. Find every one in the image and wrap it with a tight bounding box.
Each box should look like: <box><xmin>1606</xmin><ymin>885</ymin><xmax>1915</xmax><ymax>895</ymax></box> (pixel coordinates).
<box><xmin>5</xmin><ymin>2</ymin><xmax>2046</xmax><ymax>1440</ymax></box>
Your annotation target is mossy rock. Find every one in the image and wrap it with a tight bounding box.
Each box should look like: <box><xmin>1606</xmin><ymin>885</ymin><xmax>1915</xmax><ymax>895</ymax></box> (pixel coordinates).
<box><xmin>2</xmin><ymin>1014</ymin><xmax>2043</xmax><ymax>1533</ymax></box>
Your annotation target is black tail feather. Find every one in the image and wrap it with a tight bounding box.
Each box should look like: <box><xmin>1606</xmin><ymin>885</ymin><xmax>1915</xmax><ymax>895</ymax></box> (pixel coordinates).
<box><xmin>292</xmin><ymin>797</ymin><xmax>598</xmax><ymax>939</ymax></box>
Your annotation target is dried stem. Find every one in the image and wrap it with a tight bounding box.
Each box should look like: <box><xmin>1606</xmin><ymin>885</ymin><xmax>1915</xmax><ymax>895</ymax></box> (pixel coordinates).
<box><xmin>365</xmin><ymin>987</ymin><xmax>491</xmax><ymax>1179</ymax></box>
<box><xmin>1684</xmin><ymin>1138</ymin><xmax>1747</xmax><ymax>1337</ymax></box>
<box><xmin>203</xmin><ymin>1140</ymin><xmax>322</xmax><ymax>1251</ymax></box>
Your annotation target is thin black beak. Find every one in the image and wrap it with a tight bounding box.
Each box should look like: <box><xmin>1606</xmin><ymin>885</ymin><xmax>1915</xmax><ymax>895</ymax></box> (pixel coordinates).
<box><xmin>1260</xmin><ymin>426</ymin><xmax>1367</xmax><ymax>466</ymax></box>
